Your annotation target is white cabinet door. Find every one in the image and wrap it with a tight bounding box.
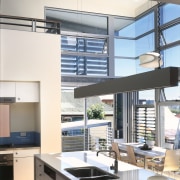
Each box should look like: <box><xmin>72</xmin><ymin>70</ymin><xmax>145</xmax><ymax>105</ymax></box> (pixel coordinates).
<box><xmin>0</xmin><ymin>82</ymin><xmax>15</xmax><ymax>97</ymax></box>
<box><xmin>16</xmin><ymin>82</ymin><xmax>39</xmax><ymax>102</ymax></box>
<box><xmin>14</xmin><ymin>156</ymin><xmax>34</xmax><ymax>180</ymax></box>
<box><xmin>0</xmin><ymin>105</ymin><xmax>10</xmax><ymax>137</ymax></box>
<box><xmin>14</xmin><ymin>148</ymin><xmax>40</xmax><ymax>180</ymax></box>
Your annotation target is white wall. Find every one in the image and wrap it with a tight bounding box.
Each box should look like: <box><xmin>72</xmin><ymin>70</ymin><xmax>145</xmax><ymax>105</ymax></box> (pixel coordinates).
<box><xmin>0</xmin><ymin>0</ymin><xmax>157</xmax><ymax>18</ymax></box>
<box><xmin>0</xmin><ymin>29</ymin><xmax>61</xmax><ymax>153</ymax></box>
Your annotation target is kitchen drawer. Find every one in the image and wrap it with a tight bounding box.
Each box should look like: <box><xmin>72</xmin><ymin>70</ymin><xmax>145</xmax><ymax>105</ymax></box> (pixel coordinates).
<box><xmin>14</xmin><ymin>148</ymin><xmax>40</xmax><ymax>157</ymax></box>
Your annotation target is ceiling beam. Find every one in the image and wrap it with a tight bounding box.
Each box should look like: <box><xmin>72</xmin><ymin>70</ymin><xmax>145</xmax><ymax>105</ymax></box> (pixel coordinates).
<box><xmin>74</xmin><ymin>67</ymin><xmax>179</xmax><ymax>98</ymax></box>
<box><xmin>150</xmin><ymin>0</ymin><xmax>180</xmax><ymax>4</ymax></box>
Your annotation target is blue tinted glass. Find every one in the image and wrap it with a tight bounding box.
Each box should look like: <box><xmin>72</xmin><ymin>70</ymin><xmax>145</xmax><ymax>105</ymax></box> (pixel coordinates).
<box><xmin>135</xmin><ymin>12</ymin><xmax>154</xmax><ymax>37</ymax></box>
<box><xmin>62</xmin><ymin>36</ymin><xmax>107</xmax><ymax>54</ymax></box>
<box><xmin>160</xmin><ymin>4</ymin><xmax>180</xmax><ymax>25</ymax></box>
<box><xmin>114</xmin><ymin>18</ymin><xmax>135</xmax><ymax>37</ymax></box>
<box><xmin>162</xmin><ymin>45</ymin><xmax>180</xmax><ymax>67</ymax></box>
<box><xmin>61</xmin><ymin>55</ymin><xmax>108</xmax><ymax>76</ymax></box>
<box><xmin>115</xmin><ymin>21</ymin><xmax>135</xmax><ymax>38</ymax></box>
<box><xmin>161</xmin><ymin>24</ymin><xmax>180</xmax><ymax>45</ymax></box>
<box><xmin>136</xmin><ymin>33</ymin><xmax>155</xmax><ymax>57</ymax></box>
<box><xmin>115</xmin><ymin>58</ymin><xmax>136</xmax><ymax>76</ymax></box>
<box><xmin>114</xmin><ymin>39</ymin><xmax>135</xmax><ymax>57</ymax></box>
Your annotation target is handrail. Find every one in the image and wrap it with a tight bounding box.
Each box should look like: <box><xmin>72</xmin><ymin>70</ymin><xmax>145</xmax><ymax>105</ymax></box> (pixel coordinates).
<box><xmin>0</xmin><ymin>14</ymin><xmax>60</xmax><ymax>34</ymax></box>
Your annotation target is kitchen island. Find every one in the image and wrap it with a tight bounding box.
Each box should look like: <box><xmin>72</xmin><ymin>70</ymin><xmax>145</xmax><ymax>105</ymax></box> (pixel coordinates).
<box><xmin>34</xmin><ymin>151</ymin><xmax>173</xmax><ymax>180</ymax></box>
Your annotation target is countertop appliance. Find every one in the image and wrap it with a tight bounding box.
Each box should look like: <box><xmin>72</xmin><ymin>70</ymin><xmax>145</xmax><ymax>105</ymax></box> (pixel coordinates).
<box><xmin>0</xmin><ymin>153</ymin><xmax>13</xmax><ymax>180</ymax></box>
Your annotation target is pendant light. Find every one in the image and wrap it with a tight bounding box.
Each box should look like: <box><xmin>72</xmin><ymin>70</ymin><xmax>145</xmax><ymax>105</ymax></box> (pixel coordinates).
<box><xmin>139</xmin><ymin>52</ymin><xmax>163</xmax><ymax>68</ymax></box>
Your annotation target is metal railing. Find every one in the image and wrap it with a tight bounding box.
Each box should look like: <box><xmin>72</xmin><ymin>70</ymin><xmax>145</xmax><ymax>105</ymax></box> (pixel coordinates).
<box><xmin>62</xmin><ymin>127</ymin><xmax>113</xmax><ymax>152</ymax></box>
<box><xmin>0</xmin><ymin>14</ymin><xmax>60</xmax><ymax>34</ymax></box>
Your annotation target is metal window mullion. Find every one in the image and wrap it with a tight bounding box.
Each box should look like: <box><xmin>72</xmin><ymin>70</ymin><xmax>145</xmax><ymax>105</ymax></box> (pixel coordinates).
<box><xmin>155</xmin><ymin>88</ymin><xmax>163</xmax><ymax>147</ymax></box>
<box><xmin>108</xmin><ymin>16</ymin><xmax>114</xmax><ymax>77</ymax></box>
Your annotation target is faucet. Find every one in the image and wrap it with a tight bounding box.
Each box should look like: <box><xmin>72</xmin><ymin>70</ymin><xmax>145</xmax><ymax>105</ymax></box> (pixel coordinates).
<box><xmin>96</xmin><ymin>150</ymin><xmax>118</xmax><ymax>173</ymax></box>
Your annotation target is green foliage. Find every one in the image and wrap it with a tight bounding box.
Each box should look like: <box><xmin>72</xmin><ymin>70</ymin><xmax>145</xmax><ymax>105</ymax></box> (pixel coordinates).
<box><xmin>87</xmin><ymin>104</ymin><xmax>105</xmax><ymax>120</ymax></box>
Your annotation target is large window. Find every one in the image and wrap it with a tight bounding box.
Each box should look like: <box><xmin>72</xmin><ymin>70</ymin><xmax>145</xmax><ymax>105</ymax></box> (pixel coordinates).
<box><xmin>46</xmin><ymin>4</ymin><xmax>180</xmax><ymax>145</ymax></box>
<box><xmin>160</xmin><ymin>4</ymin><xmax>180</xmax><ymax>25</ymax></box>
<box><xmin>46</xmin><ymin>8</ymin><xmax>109</xmax><ymax>77</ymax></box>
<box><xmin>47</xmin><ymin>10</ymin><xmax>108</xmax><ymax>35</ymax></box>
<box><xmin>133</xmin><ymin>3</ymin><xmax>180</xmax><ymax>146</ymax></box>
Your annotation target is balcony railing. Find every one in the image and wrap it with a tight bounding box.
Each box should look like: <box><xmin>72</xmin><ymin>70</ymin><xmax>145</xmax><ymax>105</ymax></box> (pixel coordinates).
<box><xmin>62</xmin><ymin>127</ymin><xmax>113</xmax><ymax>152</ymax></box>
<box><xmin>0</xmin><ymin>14</ymin><xmax>60</xmax><ymax>34</ymax></box>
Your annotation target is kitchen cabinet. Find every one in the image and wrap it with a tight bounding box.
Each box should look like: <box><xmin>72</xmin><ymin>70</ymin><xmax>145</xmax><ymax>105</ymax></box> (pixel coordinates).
<box><xmin>0</xmin><ymin>82</ymin><xmax>16</xmax><ymax>97</ymax></box>
<box><xmin>14</xmin><ymin>148</ymin><xmax>40</xmax><ymax>180</ymax></box>
<box><xmin>0</xmin><ymin>105</ymin><xmax>10</xmax><ymax>137</ymax></box>
<box><xmin>16</xmin><ymin>82</ymin><xmax>39</xmax><ymax>102</ymax></box>
<box><xmin>35</xmin><ymin>158</ymin><xmax>44</xmax><ymax>180</ymax></box>
<box><xmin>35</xmin><ymin>157</ymin><xmax>69</xmax><ymax>180</ymax></box>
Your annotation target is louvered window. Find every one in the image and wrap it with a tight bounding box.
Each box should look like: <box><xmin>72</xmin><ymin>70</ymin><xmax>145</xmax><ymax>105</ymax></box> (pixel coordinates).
<box><xmin>134</xmin><ymin>105</ymin><xmax>155</xmax><ymax>143</ymax></box>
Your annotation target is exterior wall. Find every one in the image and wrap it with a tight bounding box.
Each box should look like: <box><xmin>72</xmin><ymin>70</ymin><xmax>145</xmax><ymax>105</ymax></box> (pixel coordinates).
<box><xmin>0</xmin><ymin>29</ymin><xmax>61</xmax><ymax>153</ymax></box>
<box><xmin>0</xmin><ymin>0</ymin><xmax>157</xmax><ymax>18</ymax></box>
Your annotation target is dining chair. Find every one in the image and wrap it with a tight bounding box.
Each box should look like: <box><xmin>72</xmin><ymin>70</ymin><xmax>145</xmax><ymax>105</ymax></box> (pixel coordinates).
<box><xmin>111</xmin><ymin>142</ymin><xmax>128</xmax><ymax>162</ymax></box>
<box><xmin>126</xmin><ymin>145</ymin><xmax>144</xmax><ymax>167</ymax></box>
<box><xmin>147</xmin><ymin>149</ymin><xmax>179</xmax><ymax>175</ymax></box>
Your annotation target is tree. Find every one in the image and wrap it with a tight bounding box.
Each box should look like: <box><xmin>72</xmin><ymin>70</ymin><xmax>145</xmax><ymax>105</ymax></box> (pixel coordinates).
<box><xmin>87</xmin><ymin>104</ymin><xmax>105</xmax><ymax>119</ymax></box>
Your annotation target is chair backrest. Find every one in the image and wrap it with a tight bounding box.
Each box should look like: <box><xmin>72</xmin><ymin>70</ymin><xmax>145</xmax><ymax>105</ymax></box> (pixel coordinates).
<box><xmin>163</xmin><ymin>149</ymin><xmax>179</xmax><ymax>172</ymax></box>
<box><xmin>111</xmin><ymin>142</ymin><xmax>121</xmax><ymax>160</ymax></box>
<box><xmin>126</xmin><ymin>145</ymin><xmax>137</xmax><ymax>165</ymax></box>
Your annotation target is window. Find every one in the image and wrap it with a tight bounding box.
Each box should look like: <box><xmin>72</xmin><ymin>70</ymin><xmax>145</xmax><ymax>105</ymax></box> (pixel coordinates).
<box><xmin>47</xmin><ymin>10</ymin><xmax>108</xmax><ymax>35</ymax></box>
<box><xmin>61</xmin><ymin>55</ymin><xmax>108</xmax><ymax>76</ymax></box>
<box><xmin>115</xmin><ymin>58</ymin><xmax>136</xmax><ymax>77</ymax></box>
<box><xmin>134</xmin><ymin>105</ymin><xmax>155</xmax><ymax>143</ymax></box>
<box><xmin>135</xmin><ymin>33</ymin><xmax>155</xmax><ymax>57</ymax></box>
<box><xmin>62</xmin><ymin>36</ymin><xmax>108</xmax><ymax>54</ymax></box>
<box><xmin>135</xmin><ymin>12</ymin><xmax>154</xmax><ymax>37</ymax></box>
<box><xmin>160</xmin><ymin>4</ymin><xmax>180</xmax><ymax>25</ymax></box>
<box><xmin>114</xmin><ymin>39</ymin><xmax>135</xmax><ymax>57</ymax></box>
<box><xmin>161</xmin><ymin>24</ymin><xmax>180</xmax><ymax>45</ymax></box>
<box><xmin>114</xmin><ymin>18</ymin><xmax>135</xmax><ymax>38</ymax></box>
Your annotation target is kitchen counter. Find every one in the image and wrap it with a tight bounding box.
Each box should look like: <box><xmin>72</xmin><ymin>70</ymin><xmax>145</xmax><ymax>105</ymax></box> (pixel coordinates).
<box><xmin>0</xmin><ymin>145</ymin><xmax>40</xmax><ymax>154</ymax></box>
<box><xmin>35</xmin><ymin>151</ymin><xmax>173</xmax><ymax>180</ymax></box>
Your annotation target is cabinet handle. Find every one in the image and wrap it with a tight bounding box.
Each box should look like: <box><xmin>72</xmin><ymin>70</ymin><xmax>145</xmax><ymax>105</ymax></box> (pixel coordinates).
<box><xmin>16</xmin><ymin>152</ymin><xmax>18</xmax><ymax>155</ymax></box>
<box><xmin>16</xmin><ymin>160</ymin><xmax>18</xmax><ymax>162</ymax></box>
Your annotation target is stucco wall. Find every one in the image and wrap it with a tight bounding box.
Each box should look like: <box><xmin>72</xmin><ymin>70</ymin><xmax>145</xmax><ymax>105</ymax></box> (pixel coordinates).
<box><xmin>0</xmin><ymin>29</ymin><xmax>61</xmax><ymax>153</ymax></box>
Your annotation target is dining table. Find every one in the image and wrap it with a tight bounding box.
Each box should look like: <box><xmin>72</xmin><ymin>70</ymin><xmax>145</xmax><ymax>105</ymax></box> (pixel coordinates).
<box><xmin>118</xmin><ymin>143</ymin><xmax>166</xmax><ymax>169</ymax></box>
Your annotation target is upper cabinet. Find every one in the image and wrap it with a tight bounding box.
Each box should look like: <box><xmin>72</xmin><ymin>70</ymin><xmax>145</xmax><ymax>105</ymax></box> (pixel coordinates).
<box><xmin>16</xmin><ymin>82</ymin><xmax>39</xmax><ymax>102</ymax></box>
<box><xmin>0</xmin><ymin>82</ymin><xmax>16</xmax><ymax>97</ymax></box>
<box><xmin>0</xmin><ymin>81</ymin><xmax>39</xmax><ymax>102</ymax></box>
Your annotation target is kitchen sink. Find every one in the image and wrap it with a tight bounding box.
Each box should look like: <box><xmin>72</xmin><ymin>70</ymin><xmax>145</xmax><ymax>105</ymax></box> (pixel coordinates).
<box><xmin>64</xmin><ymin>166</ymin><xmax>119</xmax><ymax>179</ymax></box>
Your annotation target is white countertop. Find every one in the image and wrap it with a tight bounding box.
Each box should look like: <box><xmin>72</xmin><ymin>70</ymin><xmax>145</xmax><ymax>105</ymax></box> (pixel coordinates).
<box><xmin>35</xmin><ymin>151</ymin><xmax>174</xmax><ymax>180</ymax></box>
